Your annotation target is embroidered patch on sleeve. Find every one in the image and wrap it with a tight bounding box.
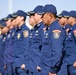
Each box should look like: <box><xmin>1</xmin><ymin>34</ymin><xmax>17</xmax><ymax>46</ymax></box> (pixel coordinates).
<box><xmin>52</xmin><ymin>30</ymin><xmax>61</xmax><ymax>39</ymax></box>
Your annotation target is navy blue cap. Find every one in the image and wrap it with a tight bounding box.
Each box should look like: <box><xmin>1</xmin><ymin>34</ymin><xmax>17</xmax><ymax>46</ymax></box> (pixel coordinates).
<box><xmin>11</xmin><ymin>13</ymin><xmax>17</xmax><ymax>18</ymax></box>
<box><xmin>12</xmin><ymin>10</ymin><xmax>27</xmax><ymax>19</ymax></box>
<box><xmin>58</xmin><ymin>10</ymin><xmax>69</xmax><ymax>18</ymax></box>
<box><xmin>0</xmin><ymin>19</ymin><xmax>6</xmax><ymax>28</ymax></box>
<box><xmin>3</xmin><ymin>14</ymin><xmax>13</xmax><ymax>21</ymax></box>
<box><xmin>0</xmin><ymin>24</ymin><xmax>3</xmax><ymax>28</ymax></box>
<box><xmin>6</xmin><ymin>14</ymin><xmax>13</xmax><ymax>19</ymax></box>
<box><xmin>68</xmin><ymin>11</ymin><xmax>76</xmax><ymax>18</ymax></box>
<box><xmin>0</xmin><ymin>22</ymin><xmax>6</xmax><ymax>28</ymax></box>
<box><xmin>2</xmin><ymin>22</ymin><xmax>6</xmax><ymax>27</ymax></box>
<box><xmin>42</xmin><ymin>4</ymin><xmax>57</xmax><ymax>15</ymax></box>
<box><xmin>27</xmin><ymin>5</ymin><xmax>44</xmax><ymax>15</ymax></box>
<box><xmin>0</xmin><ymin>19</ymin><xmax>5</xmax><ymax>24</ymax></box>
<box><xmin>0</xmin><ymin>24</ymin><xmax>4</xmax><ymax>28</ymax></box>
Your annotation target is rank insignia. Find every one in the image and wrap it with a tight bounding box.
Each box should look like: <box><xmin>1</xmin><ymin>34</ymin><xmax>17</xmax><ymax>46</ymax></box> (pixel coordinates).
<box><xmin>17</xmin><ymin>34</ymin><xmax>21</xmax><ymax>39</ymax></box>
<box><xmin>45</xmin><ymin>33</ymin><xmax>48</xmax><ymax>38</ymax></box>
<box><xmin>23</xmin><ymin>30</ymin><xmax>29</xmax><ymax>38</ymax></box>
<box><xmin>8</xmin><ymin>34</ymin><xmax>10</xmax><ymax>38</ymax></box>
<box><xmin>3</xmin><ymin>37</ymin><xmax>6</xmax><ymax>41</ymax></box>
<box><xmin>12</xmin><ymin>32</ymin><xmax>14</xmax><ymax>36</ymax></box>
<box><xmin>36</xmin><ymin>30</ymin><xmax>38</xmax><ymax>33</ymax></box>
<box><xmin>53</xmin><ymin>30</ymin><xmax>61</xmax><ymax>39</ymax></box>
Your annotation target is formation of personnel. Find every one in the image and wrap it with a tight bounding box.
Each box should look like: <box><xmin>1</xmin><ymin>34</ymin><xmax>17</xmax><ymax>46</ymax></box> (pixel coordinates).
<box><xmin>0</xmin><ymin>4</ymin><xmax>76</xmax><ymax>75</ymax></box>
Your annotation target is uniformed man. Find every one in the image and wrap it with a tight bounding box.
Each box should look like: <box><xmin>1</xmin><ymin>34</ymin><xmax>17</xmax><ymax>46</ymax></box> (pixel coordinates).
<box><xmin>23</xmin><ymin>11</ymin><xmax>37</xmax><ymax>75</ymax></box>
<box><xmin>12</xmin><ymin>10</ymin><xmax>30</xmax><ymax>75</ymax></box>
<box><xmin>57</xmin><ymin>10</ymin><xmax>76</xmax><ymax>75</ymax></box>
<box><xmin>9</xmin><ymin>13</ymin><xmax>19</xmax><ymax>75</ymax></box>
<box><xmin>57</xmin><ymin>10</ymin><xmax>69</xmax><ymax>69</ymax></box>
<box><xmin>63</xmin><ymin>11</ymin><xmax>76</xmax><ymax>75</ymax></box>
<box><xmin>1</xmin><ymin>14</ymin><xmax>14</xmax><ymax>75</ymax></box>
<box><xmin>1</xmin><ymin>21</ymin><xmax>9</xmax><ymax>75</ymax></box>
<box><xmin>26</xmin><ymin>5</ymin><xmax>44</xmax><ymax>75</ymax></box>
<box><xmin>0</xmin><ymin>21</ymin><xmax>6</xmax><ymax>75</ymax></box>
<box><xmin>57</xmin><ymin>10</ymin><xmax>70</xmax><ymax>75</ymax></box>
<box><xmin>37</xmin><ymin>4</ymin><xmax>65</xmax><ymax>75</ymax></box>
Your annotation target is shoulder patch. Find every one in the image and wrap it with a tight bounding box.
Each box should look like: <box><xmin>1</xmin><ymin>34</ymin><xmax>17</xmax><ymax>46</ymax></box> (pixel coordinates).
<box><xmin>52</xmin><ymin>30</ymin><xmax>61</xmax><ymax>39</ymax></box>
<box><xmin>23</xmin><ymin>30</ymin><xmax>29</xmax><ymax>38</ymax></box>
<box><xmin>73</xmin><ymin>30</ymin><xmax>76</xmax><ymax>36</ymax></box>
<box><xmin>53</xmin><ymin>30</ymin><xmax>61</xmax><ymax>33</ymax></box>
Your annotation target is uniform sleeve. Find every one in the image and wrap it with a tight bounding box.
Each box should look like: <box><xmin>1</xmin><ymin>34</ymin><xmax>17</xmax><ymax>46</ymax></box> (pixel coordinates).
<box><xmin>50</xmin><ymin>29</ymin><xmax>65</xmax><ymax>73</ymax></box>
<box><xmin>71</xmin><ymin>27</ymin><xmax>76</xmax><ymax>64</ymax></box>
<box><xmin>73</xmin><ymin>30</ymin><xmax>76</xmax><ymax>42</ymax></box>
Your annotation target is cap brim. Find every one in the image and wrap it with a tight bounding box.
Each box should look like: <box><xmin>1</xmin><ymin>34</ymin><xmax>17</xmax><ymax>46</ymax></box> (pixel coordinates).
<box><xmin>0</xmin><ymin>25</ymin><xmax>4</xmax><ymax>28</ymax></box>
<box><xmin>26</xmin><ymin>11</ymin><xmax>35</xmax><ymax>16</ymax></box>
<box><xmin>37</xmin><ymin>12</ymin><xmax>45</xmax><ymax>15</ymax></box>
<box><xmin>0</xmin><ymin>24</ymin><xmax>4</xmax><ymax>28</ymax></box>
<box><xmin>11</xmin><ymin>13</ymin><xmax>18</xmax><ymax>18</ymax></box>
<box><xmin>0</xmin><ymin>23</ymin><xmax>6</xmax><ymax>28</ymax></box>
<box><xmin>2</xmin><ymin>17</ymin><xmax>14</xmax><ymax>21</ymax></box>
<box><xmin>12</xmin><ymin>15</ymin><xmax>18</xmax><ymax>18</ymax></box>
<box><xmin>64</xmin><ymin>16</ymin><xmax>69</xmax><ymax>18</ymax></box>
<box><xmin>7</xmin><ymin>17</ymin><xmax>14</xmax><ymax>20</ymax></box>
<box><xmin>57</xmin><ymin>14</ymin><xmax>63</xmax><ymax>18</ymax></box>
<box><xmin>2</xmin><ymin>18</ymin><xmax>8</xmax><ymax>21</ymax></box>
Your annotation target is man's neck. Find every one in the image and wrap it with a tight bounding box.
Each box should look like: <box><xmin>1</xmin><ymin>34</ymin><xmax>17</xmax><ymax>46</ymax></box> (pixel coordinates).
<box><xmin>18</xmin><ymin>21</ymin><xmax>25</xmax><ymax>27</ymax></box>
<box><xmin>71</xmin><ymin>21</ymin><xmax>76</xmax><ymax>26</ymax></box>
<box><xmin>49</xmin><ymin>18</ymin><xmax>56</xmax><ymax>26</ymax></box>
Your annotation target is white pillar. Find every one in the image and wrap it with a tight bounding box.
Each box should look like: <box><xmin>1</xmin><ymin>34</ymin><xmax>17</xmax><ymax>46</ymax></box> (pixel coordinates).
<box><xmin>8</xmin><ymin>0</ymin><xmax>13</xmax><ymax>14</ymax></box>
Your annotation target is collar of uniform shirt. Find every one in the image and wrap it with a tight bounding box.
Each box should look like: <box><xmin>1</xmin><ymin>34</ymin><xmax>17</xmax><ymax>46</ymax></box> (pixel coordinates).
<box><xmin>18</xmin><ymin>23</ymin><xmax>25</xmax><ymax>30</ymax></box>
<box><xmin>35</xmin><ymin>21</ymin><xmax>43</xmax><ymax>28</ymax></box>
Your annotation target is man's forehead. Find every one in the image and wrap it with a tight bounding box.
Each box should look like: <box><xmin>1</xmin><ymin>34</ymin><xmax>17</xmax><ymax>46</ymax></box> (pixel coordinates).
<box><xmin>43</xmin><ymin>12</ymin><xmax>52</xmax><ymax>16</ymax></box>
